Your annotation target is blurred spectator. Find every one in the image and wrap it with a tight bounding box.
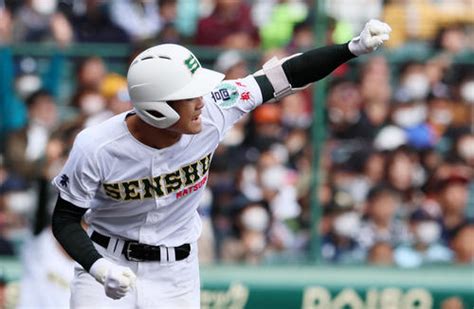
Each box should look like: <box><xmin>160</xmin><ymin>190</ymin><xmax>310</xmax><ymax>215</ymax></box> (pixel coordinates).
<box><xmin>450</xmin><ymin>222</ymin><xmax>474</xmax><ymax>264</ymax></box>
<box><xmin>0</xmin><ymin>7</ymin><xmax>13</xmax><ymax>45</ymax></box>
<box><xmin>322</xmin><ymin>190</ymin><xmax>365</xmax><ymax>264</ymax></box>
<box><xmin>259</xmin><ymin>0</ymin><xmax>308</xmax><ymax>50</ymax></box>
<box><xmin>69</xmin><ymin>0</ymin><xmax>129</xmax><ymax>43</ymax></box>
<box><xmin>436</xmin><ymin>172</ymin><xmax>470</xmax><ymax>243</ymax></box>
<box><xmin>455</xmin><ymin>132</ymin><xmax>474</xmax><ymax>168</ymax></box>
<box><xmin>384</xmin><ymin>147</ymin><xmax>424</xmax><ymax>213</ymax></box>
<box><xmin>279</xmin><ymin>92</ymin><xmax>312</xmax><ymax>130</ymax></box>
<box><xmin>441</xmin><ymin>297</ymin><xmax>465</xmax><ymax>309</ymax></box>
<box><xmin>394</xmin><ymin>208</ymin><xmax>452</xmax><ymax>268</ymax></box>
<box><xmin>394</xmin><ymin>61</ymin><xmax>430</xmax><ymax>103</ymax></box>
<box><xmin>286</xmin><ymin>19</ymin><xmax>315</xmax><ymax>53</ymax></box>
<box><xmin>4</xmin><ymin>90</ymin><xmax>58</xmax><ymax>182</ymax></box>
<box><xmin>367</xmin><ymin>242</ymin><xmax>394</xmax><ymax>266</ymax></box>
<box><xmin>75</xmin><ymin>56</ymin><xmax>107</xmax><ymax>92</ymax></box>
<box><xmin>69</xmin><ymin>87</ymin><xmax>107</xmax><ymax>128</ymax></box>
<box><xmin>156</xmin><ymin>0</ymin><xmax>180</xmax><ymax>44</ymax></box>
<box><xmin>99</xmin><ymin>73</ymin><xmax>133</xmax><ymax>116</ymax></box>
<box><xmin>0</xmin><ymin>271</ymin><xmax>6</xmax><ymax>307</ymax></box>
<box><xmin>10</xmin><ymin>0</ymin><xmax>73</xmax><ymax>46</ymax></box>
<box><xmin>214</xmin><ymin>50</ymin><xmax>249</xmax><ymax>80</ymax></box>
<box><xmin>433</xmin><ymin>24</ymin><xmax>470</xmax><ymax>55</ymax></box>
<box><xmin>17</xmin><ymin>228</ymin><xmax>74</xmax><ymax>308</ymax></box>
<box><xmin>195</xmin><ymin>0</ymin><xmax>259</xmax><ymax>49</ymax></box>
<box><xmin>221</xmin><ymin>200</ymin><xmax>271</xmax><ymax>264</ymax></box>
<box><xmin>358</xmin><ymin>185</ymin><xmax>410</xmax><ymax>251</ymax></box>
<box><xmin>326</xmin><ymin>79</ymin><xmax>365</xmax><ymax>139</ymax></box>
<box><xmin>197</xmin><ymin>188</ymin><xmax>215</xmax><ymax>265</ymax></box>
<box><xmin>109</xmin><ymin>0</ymin><xmax>160</xmax><ymax>43</ymax></box>
<box><xmin>383</xmin><ymin>1</ymin><xmax>474</xmax><ymax>48</ymax></box>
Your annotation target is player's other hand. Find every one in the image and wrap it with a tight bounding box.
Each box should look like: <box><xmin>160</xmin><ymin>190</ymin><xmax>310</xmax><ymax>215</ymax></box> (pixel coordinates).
<box><xmin>348</xmin><ymin>19</ymin><xmax>392</xmax><ymax>56</ymax></box>
<box><xmin>89</xmin><ymin>258</ymin><xmax>136</xmax><ymax>300</ymax></box>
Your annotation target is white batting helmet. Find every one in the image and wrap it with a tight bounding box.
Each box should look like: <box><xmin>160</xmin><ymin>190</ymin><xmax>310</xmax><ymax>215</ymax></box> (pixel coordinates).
<box><xmin>127</xmin><ymin>44</ymin><xmax>224</xmax><ymax>128</ymax></box>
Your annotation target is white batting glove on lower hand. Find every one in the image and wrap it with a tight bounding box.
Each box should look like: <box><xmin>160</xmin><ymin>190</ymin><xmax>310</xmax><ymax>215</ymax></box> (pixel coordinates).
<box><xmin>89</xmin><ymin>258</ymin><xmax>136</xmax><ymax>300</ymax></box>
<box><xmin>348</xmin><ymin>19</ymin><xmax>392</xmax><ymax>56</ymax></box>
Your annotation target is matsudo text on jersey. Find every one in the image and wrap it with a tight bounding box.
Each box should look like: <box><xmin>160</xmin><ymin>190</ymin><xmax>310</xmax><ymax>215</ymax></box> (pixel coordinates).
<box><xmin>52</xmin><ymin>76</ymin><xmax>263</xmax><ymax>247</ymax></box>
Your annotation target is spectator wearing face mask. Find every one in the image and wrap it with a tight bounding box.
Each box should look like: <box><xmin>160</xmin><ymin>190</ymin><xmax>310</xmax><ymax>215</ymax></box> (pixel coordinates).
<box><xmin>321</xmin><ymin>190</ymin><xmax>365</xmax><ymax>264</ymax></box>
<box><xmin>394</xmin><ymin>208</ymin><xmax>453</xmax><ymax>268</ymax></box>
<box><xmin>221</xmin><ymin>200</ymin><xmax>271</xmax><ymax>264</ymax></box>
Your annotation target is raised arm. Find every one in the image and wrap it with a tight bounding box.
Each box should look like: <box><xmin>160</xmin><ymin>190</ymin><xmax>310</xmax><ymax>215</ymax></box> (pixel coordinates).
<box><xmin>254</xmin><ymin>19</ymin><xmax>392</xmax><ymax>103</ymax></box>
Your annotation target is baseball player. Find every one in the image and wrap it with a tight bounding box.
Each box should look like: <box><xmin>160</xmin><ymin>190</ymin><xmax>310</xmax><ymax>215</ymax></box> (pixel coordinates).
<box><xmin>51</xmin><ymin>19</ymin><xmax>391</xmax><ymax>308</ymax></box>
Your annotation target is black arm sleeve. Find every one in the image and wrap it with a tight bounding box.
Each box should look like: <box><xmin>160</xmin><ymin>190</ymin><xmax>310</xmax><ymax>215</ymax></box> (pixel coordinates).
<box><xmin>255</xmin><ymin>43</ymin><xmax>356</xmax><ymax>102</ymax></box>
<box><xmin>51</xmin><ymin>195</ymin><xmax>102</xmax><ymax>271</ymax></box>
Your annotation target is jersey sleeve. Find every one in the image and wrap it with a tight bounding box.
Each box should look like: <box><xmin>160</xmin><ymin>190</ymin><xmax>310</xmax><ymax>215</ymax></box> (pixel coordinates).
<box><xmin>202</xmin><ymin>75</ymin><xmax>263</xmax><ymax>140</ymax></box>
<box><xmin>52</xmin><ymin>132</ymin><xmax>101</xmax><ymax>208</ymax></box>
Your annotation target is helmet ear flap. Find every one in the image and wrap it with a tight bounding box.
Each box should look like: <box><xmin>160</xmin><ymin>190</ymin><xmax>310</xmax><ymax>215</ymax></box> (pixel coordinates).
<box><xmin>133</xmin><ymin>101</ymin><xmax>180</xmax><ymax>129</ymax></box>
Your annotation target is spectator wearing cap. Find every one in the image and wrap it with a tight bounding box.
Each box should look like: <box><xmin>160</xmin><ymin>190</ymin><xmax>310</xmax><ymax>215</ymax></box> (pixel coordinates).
<box><xmin>213</xmin><ymin>50</ymin><xmax>249</xmax><ymax>80</ymax></box>
<box><xmin>394</xmin><ymin>208</ymin><xmax>453</xmax><ymax>268</ymax></box>
<box><xmin>220</xmin><ymin>199</ymin><xmax>271</xmax><ymax>264</ymax></box>
<box><xmin>100</xmin><ymin>73</ymin><xmax>132</xmax><ymax>115</ymax></box>
<box><xmin>436</xmin><ymin>173</ymin><xmax>470</xmax><ymax>243</ymax></box>
<box><xmin>321</xmin><ymin>190</ymin><xmax>365</xmax><ymax>264</ymax></box>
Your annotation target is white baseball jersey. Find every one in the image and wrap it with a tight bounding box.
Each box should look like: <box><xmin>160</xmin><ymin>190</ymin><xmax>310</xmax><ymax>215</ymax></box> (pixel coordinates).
<box><xmin>53</xmin><ymin>75</ymin><xmax>262</xmax><ymax>247</ymax></box>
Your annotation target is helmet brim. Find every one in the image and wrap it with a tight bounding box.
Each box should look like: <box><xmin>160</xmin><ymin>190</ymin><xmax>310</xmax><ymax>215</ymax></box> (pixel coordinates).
<box><xmin>162</xmin><ymin>68</ymin><xmax>225</xmax><ymax>101</ymax></box>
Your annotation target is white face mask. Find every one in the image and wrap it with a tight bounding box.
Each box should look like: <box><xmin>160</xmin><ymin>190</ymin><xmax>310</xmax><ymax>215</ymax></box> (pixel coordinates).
<box><xmin>32</xmin><ymin>0</ymin><xmax>57</xmax><ymax>15</ymax></box>
<box><xmin>393</xmin><ymin>104</ymin><xmax>427</xmax><ymax>128</ymax></box>
<box><xmin>241</xmin><ymin>206</ymin><xmax>269</xmax><ymax>232</ymax></box>
<box><xmin>458</xmin><ymin>137</ymin><xmax>474</xmax><ymax>160</ymax></box>
<box><xmin>6</xmin><ymin>191</ymin><xmax>36</xmax><ymax>215</ymax></box>
<box><xmin>333</xmin><ymin>211</ymin><xmax>360</xmax><ymax>238</ymax></box>
<box><xmin>403</xmin><ymin>73</ymin><xmax>430</xmax><ymax>100</ymax></box>
<box><xmin>415</xmin><ymin>221</ymin><xmax>441</xmax><ymax>245</ymax></box>
<box><xmin>15</xmin><ymin>75</ymin><xmax>42</xmax><ymax>100</ymax></box>
<box><xmin>460</xmin><ymin>81</ymin><xmax>474</xmax><ymax>104</ymax></box>
<box><xmin>80</xmin><ymin>96</ymin><xmax>105</xmax><ymax>116</ymax></box>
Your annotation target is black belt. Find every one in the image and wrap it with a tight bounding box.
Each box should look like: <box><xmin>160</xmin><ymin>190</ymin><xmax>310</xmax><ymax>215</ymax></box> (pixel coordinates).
<box><xmin>90</xmin><ymin>231</ymin><xmax>191</xmax><ymax>262</ymax></box>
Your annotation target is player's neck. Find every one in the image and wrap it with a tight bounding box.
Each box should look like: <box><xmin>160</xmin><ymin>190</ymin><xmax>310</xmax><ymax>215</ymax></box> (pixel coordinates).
<box><xmin>126</xmin><ymin>114</ymin><xmax>181</xmax><ymax>149</ymax></box>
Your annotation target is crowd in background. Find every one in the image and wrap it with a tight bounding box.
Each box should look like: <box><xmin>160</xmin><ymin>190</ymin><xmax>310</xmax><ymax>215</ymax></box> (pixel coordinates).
<box><xmin>0</xmin><ymin>0</ymin><xmax>473</xmax><ymax>305</ymax></box>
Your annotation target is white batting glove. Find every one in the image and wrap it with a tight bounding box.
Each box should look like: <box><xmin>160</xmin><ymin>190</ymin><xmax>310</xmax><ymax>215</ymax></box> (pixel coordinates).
<box><xmin>348</xmin><ymin>19</ymin><xmax>392</xmax><ymax>56</ymax></box>
<box><xmin>89</xmin><ymin>258</ymin><xmax>136</xmax><ymax>300</ymax></box>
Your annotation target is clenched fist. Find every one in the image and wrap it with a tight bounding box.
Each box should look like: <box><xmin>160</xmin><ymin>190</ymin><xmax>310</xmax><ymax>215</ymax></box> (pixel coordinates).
<box><xmin>89</xmin><ymin>258</ymin><xmax>136</xmax><ymax>300</ymax></box>
<box><xmin>348</xmin><ymin>19</ymin><xmax>392</xmax><ymax>56</ymax></box>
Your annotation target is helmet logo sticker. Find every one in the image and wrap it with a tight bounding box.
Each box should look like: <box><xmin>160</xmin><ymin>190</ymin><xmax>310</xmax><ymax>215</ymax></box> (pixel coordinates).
<box><xmin>184</xmin><ymin>54</ymin><xmax>200</xmax><ymax>75</ymax></box>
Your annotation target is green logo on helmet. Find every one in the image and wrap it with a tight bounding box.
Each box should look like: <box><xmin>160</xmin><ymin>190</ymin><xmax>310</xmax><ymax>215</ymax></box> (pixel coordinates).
<box><xmin>184</xmin><ymin>54</ymin><xmax>201</xmax><ymax>74</ymax></box>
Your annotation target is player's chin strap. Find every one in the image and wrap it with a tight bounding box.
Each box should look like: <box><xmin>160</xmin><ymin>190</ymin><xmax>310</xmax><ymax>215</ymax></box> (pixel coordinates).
<box><xmin>254</xmin><ymin>53</ymin><xmax>311</xmax><ymax>102</ymax></box>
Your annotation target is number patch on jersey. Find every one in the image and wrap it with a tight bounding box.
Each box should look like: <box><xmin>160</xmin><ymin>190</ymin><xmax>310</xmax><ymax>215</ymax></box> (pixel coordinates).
<box><xmin>210</xmin><ymin>83</ymin><xmax>240</xmax><ymax>109</ymax></box>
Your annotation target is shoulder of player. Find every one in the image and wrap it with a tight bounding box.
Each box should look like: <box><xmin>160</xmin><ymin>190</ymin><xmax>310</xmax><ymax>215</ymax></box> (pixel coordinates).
<box><xmin>73</xmin><ymin>113</ymin><xmax>128</xmax><ymax>153</ymax></box>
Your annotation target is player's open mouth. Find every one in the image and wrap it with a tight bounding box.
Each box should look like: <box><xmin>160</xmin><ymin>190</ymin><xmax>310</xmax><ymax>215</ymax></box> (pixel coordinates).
<box><xmin>192</xmin><ymin>115</ymin><xmax>201</xmax><ymax>122</ymax></box>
